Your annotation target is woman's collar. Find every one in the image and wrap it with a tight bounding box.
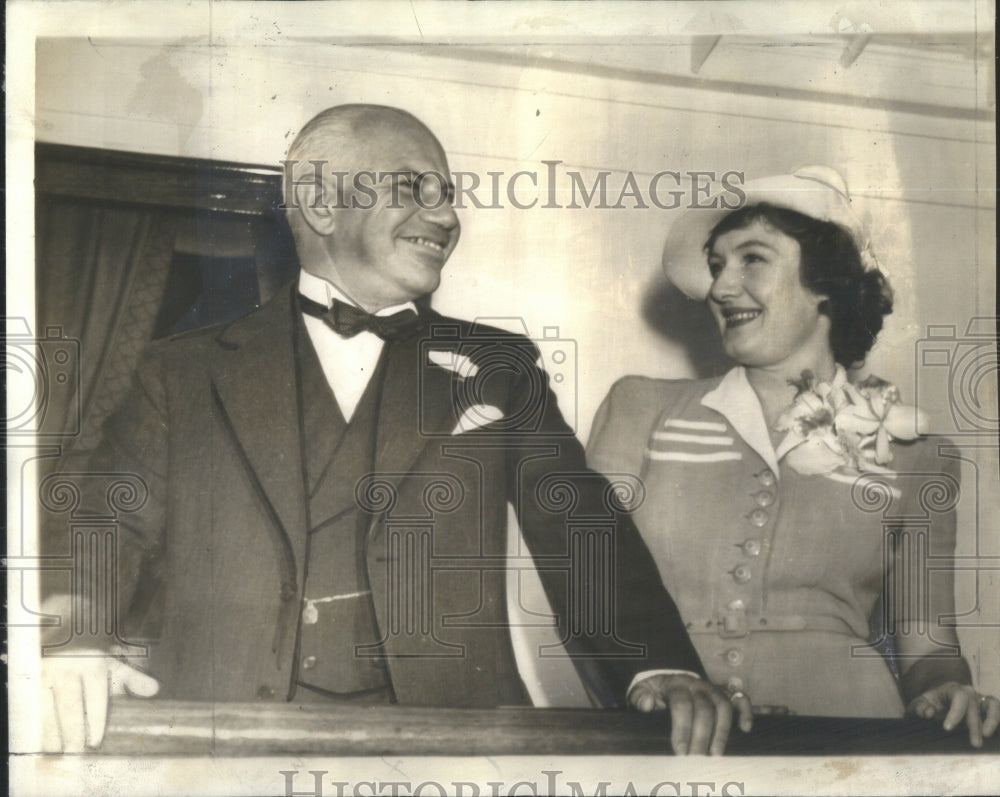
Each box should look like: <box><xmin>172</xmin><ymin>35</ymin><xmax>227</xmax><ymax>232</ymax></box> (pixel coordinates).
<box><xmin>700</xmin><ymin>364</ymin><xmax>848</xmax><ymax>479</ymax></box>
<box><xmin>701</xmin><ymin>367</ymin><xmax>780</xmax><ymax>477</ymax></box>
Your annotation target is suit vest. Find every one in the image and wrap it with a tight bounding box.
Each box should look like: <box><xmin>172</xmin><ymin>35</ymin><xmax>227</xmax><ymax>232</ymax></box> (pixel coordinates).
<box><xmin>292</xmin><ymin>317</ymin><xmax>392</xmax><ymax>702</ymax></box>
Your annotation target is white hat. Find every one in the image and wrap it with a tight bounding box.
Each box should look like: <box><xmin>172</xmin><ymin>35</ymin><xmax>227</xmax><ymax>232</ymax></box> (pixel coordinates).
<box><xmin>662</xmin><ymin>165</ymin><xmax>875</xmax><ymax>300</ymax></box>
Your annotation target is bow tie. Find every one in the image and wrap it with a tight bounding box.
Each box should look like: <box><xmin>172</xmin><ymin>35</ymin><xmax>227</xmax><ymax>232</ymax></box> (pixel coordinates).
<box><xmin>299</xmin><ymin>294</ymin><xmax>424</xmax><ymax>342</ymax></box>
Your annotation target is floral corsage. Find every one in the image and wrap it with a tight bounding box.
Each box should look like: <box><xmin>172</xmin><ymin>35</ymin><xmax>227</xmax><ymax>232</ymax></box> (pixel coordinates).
<box><xmin>774</xmin><ymin>369</ymin><xmax>929</xmax><ymax>479</ymax></box>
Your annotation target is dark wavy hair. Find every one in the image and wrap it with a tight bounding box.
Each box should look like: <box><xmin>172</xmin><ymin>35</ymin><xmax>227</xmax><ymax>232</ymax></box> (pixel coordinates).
<box><xmin>704</xmin><ymin>203</ymin><xmax>894</xmax><ymax>368</ymax></box>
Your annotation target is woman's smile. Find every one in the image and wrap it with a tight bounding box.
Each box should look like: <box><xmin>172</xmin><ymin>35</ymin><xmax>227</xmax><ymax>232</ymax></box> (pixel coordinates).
<box><xmin>707</xmin><ymin>219</ymin><xmax>830</xmax><ymax>373</ymax></box>
<box><xmin>720</xmin><ymin>307</ymin><xmax>763</xmax><ymax>328</ymax></box>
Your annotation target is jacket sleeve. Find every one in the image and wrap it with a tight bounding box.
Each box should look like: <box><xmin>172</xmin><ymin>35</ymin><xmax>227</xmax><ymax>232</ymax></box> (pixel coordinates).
<box><xmin>891</xmin><ymin>437</ymin><xmax>973</xmax><ymax>702</ymax></box>
<box><xmin>40</xmin><ymin>343</ymin><xmax>170</xmax><ymax>649</ymax></box>
<box><xmin>501</xmin><ymin>353</ymin><xmax>706</xmax><ymax>705</ymax></box>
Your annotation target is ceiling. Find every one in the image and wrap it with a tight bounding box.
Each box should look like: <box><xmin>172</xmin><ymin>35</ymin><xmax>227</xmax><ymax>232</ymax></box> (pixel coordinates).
<box><xmin>403</xmin><ymin>34</ymin><xmax>993</xmax><ymax>119</ymax></box>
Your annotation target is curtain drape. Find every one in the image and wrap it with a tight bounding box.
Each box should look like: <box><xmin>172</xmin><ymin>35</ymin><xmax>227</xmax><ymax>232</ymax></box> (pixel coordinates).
<box><xmin>36</xmin><ymin>197</ymin><xmax>180</xmax><ymax>454</ymax></box>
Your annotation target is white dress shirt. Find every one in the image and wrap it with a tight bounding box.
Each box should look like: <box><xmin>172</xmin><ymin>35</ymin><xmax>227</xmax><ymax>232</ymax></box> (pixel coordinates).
<box><xmin>298</xmin><ymin>269</ymin><xmax>417</xmax><ymax>421</ymax></box>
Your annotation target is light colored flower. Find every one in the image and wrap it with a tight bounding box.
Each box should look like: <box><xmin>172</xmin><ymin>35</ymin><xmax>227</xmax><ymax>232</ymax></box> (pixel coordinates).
<box><xmin>783</xmin><ymin>433</ymin><xmax>847</xmax><ymax>475</ymax></box>
<box><xmin>775</xmin><ymin>391</ymin><xmax>828</xmax><ymax>434</ymax></box>
<box><xmin>775</xmin><ymin>370</ymin><xmax>926</xmax><ymax>478</ymax></box>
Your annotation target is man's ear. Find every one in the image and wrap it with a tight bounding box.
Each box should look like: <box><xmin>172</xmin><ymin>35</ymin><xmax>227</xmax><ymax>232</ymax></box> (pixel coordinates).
<box><xmin>295</xmin><ymin>182</ymin><xmax>337</xmax><ymax>237</ymax></box>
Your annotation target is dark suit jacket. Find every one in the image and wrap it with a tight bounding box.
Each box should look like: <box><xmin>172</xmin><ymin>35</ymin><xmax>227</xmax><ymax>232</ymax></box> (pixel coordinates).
<box><xmin>47</xmin><ymin>282</ymin><xmax>704</xmax><ymax>706</ymax></box>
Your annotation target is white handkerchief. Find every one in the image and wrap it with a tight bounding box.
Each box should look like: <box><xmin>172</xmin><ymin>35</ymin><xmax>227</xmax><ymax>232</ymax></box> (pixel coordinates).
<box><xmin>452</xmin><ymin>404</ymin><xmax>504</xmax><ymax>435</ymax></box>
<box><xmin>428</xmin><ymin>349</ymin><xmax>479</xmax><ymax>379</ymax></box>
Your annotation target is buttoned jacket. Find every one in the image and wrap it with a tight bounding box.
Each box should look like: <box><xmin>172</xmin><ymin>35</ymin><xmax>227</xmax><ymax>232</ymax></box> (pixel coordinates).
<box><xmin>587</xmin><ymin>368</ymin><xmax>966</xmax><ymax>717</ymax></box>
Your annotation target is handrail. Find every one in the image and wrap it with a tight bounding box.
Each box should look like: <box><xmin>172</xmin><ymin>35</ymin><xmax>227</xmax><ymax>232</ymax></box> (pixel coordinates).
<box><xmin>97</xmin><ymin>699</ymin><xmax>1000</xmax><ymax>756</ymax></box>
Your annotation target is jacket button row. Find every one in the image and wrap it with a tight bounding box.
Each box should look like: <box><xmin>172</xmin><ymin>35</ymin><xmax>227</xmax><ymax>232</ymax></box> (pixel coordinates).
<box><xmin>742</xmin><ymin>539</ymin><xmax>762</xmax><ymax>557</ymax></box>
<box><xmin>725</xmin><ymin>648</ymin><xmax>744</xmax><ymax>666</ymax></box>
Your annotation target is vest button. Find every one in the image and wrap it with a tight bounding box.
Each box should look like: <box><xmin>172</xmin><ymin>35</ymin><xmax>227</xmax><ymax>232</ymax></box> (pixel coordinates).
<box><xmin>302</xmin><ymin>655</ymin><xmax>317</xmax><ymax>670</ymax></box>
<box><xmin>726</xmin><ymin>676</ymin><xmax>745</xmax><ymax>694</ymax></box>
<box><xmin>742</xmin><ymin>539</ymin><xmax>762</xmax><ymax>557</ymax></box>
<box><xmin>733</xmin><ymin>565</ymin><xmax>752</xmax><ymax>584</ymax></box>
<box><xmin>256</xmin><ymin>685</ymin><xmax>275</xmax><ymax>700</ymax></box>
<box><xmin>749</xmin><ymin>509</ymin><xmax>768</xmax><ymax>527</ymax></box>
<box><xmin>727</xmin><ymin>599</ymin><xmax>746</xmax><ymax>611</ymax></box>
<box><xmin>725</xmin><ymin>648</ymin><xmax>744</xmax><ymax>667</ymax></box>
<box><xmin>759</xmin><ymin>470</ymin><xmax>776</xmax><ymax>487</ymax></box>
<box><xmin>753</xmin><ymin>490</ymin><xmax>775</xmax><ymax>508</ymax></box>
<box><xmin>279</xmin><ymin>582</ymin><xmax>296</xmax><ymax>601</ymax></box>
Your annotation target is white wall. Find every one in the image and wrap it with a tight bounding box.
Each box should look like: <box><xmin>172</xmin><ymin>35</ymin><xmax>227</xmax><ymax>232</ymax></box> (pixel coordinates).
<box><xmin>33</xmin><ymin>36</ymin><xmax>998</xmax><ymax>705</ymax></box>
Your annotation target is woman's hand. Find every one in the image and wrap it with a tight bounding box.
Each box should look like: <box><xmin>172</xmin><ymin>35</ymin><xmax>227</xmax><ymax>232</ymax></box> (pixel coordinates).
<box><xmin>907</xmin><ymin>681</ymin><xmax>1000</xmax><ymax>747</ymax></box>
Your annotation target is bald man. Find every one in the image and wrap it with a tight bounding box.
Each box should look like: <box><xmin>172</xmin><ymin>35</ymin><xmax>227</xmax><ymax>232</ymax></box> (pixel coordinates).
<box><xmin>41</xmin><ymin>105</ymin><xmax>747</xmax><ymax>755</ymax></box>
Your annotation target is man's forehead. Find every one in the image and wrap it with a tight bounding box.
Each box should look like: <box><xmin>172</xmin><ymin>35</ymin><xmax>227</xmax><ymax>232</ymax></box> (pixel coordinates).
<box><xmin>351</xmin><ymin>124</ymin><xmax>449</xmax><ymax>169</ymax></box>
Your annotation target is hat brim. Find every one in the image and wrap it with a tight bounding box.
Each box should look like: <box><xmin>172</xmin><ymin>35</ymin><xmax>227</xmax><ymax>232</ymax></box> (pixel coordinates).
<box><xmin>662</xmin><ymin>171</ymin><xmax>864</xmax><ymax>300</ymax></box>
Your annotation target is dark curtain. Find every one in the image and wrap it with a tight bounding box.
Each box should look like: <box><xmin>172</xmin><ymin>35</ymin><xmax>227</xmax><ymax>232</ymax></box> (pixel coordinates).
<box><xmin>36</xmin><ymin>197</ymin><xmax>180</xmax><ymax>455</ymax></box>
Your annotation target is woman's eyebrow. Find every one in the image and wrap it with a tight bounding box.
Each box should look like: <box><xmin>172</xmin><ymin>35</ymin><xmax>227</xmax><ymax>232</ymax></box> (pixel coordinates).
<box><xmin>708</xmin><ymin>239</ymin><xmax>777</xmax><ymax>258</ymax></box>
<box><xmin>731</xmin><ymin>239</ymin><xmax>778</xmax><ymax>252</ymax></box>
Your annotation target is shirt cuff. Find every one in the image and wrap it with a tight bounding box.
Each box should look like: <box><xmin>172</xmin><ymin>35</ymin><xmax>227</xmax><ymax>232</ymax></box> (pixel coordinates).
<box><xmin>627</xmin><ymin>669</ymin><xmax>701</xmax><ymax>701</ymax></box>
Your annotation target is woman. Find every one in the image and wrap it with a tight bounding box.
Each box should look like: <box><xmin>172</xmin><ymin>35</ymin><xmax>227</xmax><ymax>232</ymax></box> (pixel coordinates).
<box><xmin>588</xmin><ymin>166</ymin><xmax>999</xmax><ymax>744</ymax></box>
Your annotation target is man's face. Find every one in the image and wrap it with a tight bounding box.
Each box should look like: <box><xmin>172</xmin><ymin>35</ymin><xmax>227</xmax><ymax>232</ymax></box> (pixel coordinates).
<box><xmin>324</xmin><ymin>123</ymin><xmax>460</xmax><ymax>310</ymax></box>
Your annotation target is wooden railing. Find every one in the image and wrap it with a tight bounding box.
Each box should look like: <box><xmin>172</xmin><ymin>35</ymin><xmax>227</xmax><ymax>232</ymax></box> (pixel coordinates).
<box><xmin>97</xmin><ymin>699</ymin><xmax>1000</xmax><ymax>756</ymax></box>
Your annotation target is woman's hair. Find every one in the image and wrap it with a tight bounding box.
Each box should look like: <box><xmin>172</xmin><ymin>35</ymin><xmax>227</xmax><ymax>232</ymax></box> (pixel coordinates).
<box><xmin>704</xmin><ymin>203</ymin><xmax>894</xmax><ymax>368</ymax></box>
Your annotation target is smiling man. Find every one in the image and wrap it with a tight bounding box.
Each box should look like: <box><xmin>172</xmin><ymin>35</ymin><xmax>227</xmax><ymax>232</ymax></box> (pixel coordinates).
<box><xmin>41</xmin><ymin>105</ymin><xmax>744</xmax><ymax>756</ymax></box>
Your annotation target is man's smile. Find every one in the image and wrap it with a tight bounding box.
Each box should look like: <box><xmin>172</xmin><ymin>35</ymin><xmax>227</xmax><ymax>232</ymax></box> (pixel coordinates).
<box><xmin>401</xmin><ymin>235</ymin><xmax>449</xmax><ymax>258</ymax></box>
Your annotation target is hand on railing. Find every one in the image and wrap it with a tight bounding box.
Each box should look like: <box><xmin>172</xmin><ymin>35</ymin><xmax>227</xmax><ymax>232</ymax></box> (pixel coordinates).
<box><xmin>41</xmin><ymin>651</ymin><xmax>160</xmax><ymax>752</ymax></box>
<box><xmin>908</xmin><ymin>682</ymin><xmax>1000</xmax><ymax>749</ymax></box>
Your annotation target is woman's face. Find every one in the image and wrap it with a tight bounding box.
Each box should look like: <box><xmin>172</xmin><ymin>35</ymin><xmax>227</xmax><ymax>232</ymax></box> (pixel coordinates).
<box><xmin>706</xmin><ymin>218</ymin><xmax>831</xmax><ymax>371</ymax></box>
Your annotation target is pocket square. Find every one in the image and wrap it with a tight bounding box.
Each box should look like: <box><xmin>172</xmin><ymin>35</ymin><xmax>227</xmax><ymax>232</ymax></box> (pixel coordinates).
<box><xmin>428</xmin><ymin>349</ymin><xmax>479</xmax><ymax>379</ymax></box>
<box><xmin>452</xmin><ymin>404</ymin><xmax>504</xmax><ymax>435</ymax></box>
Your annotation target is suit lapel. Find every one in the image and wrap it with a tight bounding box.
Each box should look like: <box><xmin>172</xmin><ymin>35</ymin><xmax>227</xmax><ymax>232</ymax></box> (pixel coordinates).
<box><xmin>209</xmin><ymin>286</ymin><xmax>307</xmax><ymax>555</ymax></box>
<box><xmin>372</xmin><ymin>326</ymin><xmax>457</xmax><ymax>492</ymax></box>
<box><xmin>296</xmin><ymin>314</ymin><xmax>349</xmax><ymax>495</ymax></box>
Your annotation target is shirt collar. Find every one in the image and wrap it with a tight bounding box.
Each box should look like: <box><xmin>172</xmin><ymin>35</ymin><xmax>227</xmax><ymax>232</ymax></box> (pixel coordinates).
<box><xmin>298</xmin><ymin>269</ymin><xmax>418</xmax><ymax>317</ymax></box>
<box><xmin>700</xmin><ymin>364</ymin><xmax>847</xmax><ymax>479</ymax></box>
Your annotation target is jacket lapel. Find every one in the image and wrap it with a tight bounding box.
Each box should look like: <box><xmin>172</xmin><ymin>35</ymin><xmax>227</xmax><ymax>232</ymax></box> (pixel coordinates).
<box><xmin>209</xmin><ymin>285</ymin><xmax>307</xmax><ymax>553</ymax></box>
<box><xmin>372</xmin><ymin>329</ymin><xmax>456</xmax><ymax>485</ymax></box>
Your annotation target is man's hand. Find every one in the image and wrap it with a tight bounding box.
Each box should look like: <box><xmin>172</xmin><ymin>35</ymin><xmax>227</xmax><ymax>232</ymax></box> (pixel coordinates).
<box><xmin>41</xmin><ymin>651</ymin><xmax>160</xmax><ymax>752</ymax></box>
<box><xmin>628</xmin><ymin>673</ymin><xmax>753</xmax><ymax>755</ymax></box>
<box><xmin>908</xmin><ymin>682</ymin><xmax>1000</xmax><ymax>748</ymax></box>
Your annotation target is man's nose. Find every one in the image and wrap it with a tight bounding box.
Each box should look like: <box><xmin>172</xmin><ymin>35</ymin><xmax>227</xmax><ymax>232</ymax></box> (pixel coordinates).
<box><xmin>422</xmin><ymin>201</ymin><xmax>460</xmax><ymax>236</ymax></box>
